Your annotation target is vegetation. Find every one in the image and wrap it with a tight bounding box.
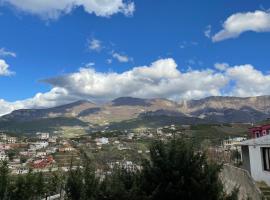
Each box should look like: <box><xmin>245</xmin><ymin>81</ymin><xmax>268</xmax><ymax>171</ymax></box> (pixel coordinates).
<box><xmin>0</xmin><ymin>117</ymin><xmax>88</xmax><ymax>135</ymax></box>
<box><xmin>0</xmin><ymin>139</ymin><xmax>238</xmax><ymax>200</ymax></box>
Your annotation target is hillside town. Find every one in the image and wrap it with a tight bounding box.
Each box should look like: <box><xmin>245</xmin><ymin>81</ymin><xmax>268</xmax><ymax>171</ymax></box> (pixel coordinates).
<box><xmin>0</xmin><ymin>123</ymin><xmax>270</xmax><ymax>195</ymax></box>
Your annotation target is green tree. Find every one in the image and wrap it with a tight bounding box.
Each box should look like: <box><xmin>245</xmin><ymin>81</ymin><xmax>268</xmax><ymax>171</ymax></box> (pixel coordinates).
<box><xmin>139</xmin><ymin>139</ymin><xmax>227</xmax><ymax>200</ymax></box>
<box><xmin>65</xmin><ymin>167</ymin><xmax>83</xmax><ymax>200</ymax></box>
<box><xmin>82</xmin><ymin>162</ymin><xmax>98</xmax><ymax>200</ymax></box>
<box><xmin>34</xmin><ymin>172</ymin><xmax>46</xmax><ymax>199</ymax></box>
<box><xmin>0</xmin><ymin>161</ymin><xmax>9</xmax><ymax>200</ymax></box>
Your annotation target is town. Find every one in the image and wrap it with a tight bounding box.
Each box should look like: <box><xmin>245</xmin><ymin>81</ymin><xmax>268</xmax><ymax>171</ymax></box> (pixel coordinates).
<box><xmin>1</xmin><ymin>122</ymin><xmax>270</xmax><ymax>199</ymax></box>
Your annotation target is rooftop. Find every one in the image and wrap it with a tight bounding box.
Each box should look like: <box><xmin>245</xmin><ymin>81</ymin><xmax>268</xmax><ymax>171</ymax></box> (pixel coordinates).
<box><xmin>240</xmin><ymin>134</ymin><xmax>270</xmax><ymax>146</ymax></box>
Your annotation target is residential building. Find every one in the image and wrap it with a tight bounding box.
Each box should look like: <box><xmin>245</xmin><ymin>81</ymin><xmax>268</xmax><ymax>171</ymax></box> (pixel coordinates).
<box><xmin>37</xmin><ymin>132</ymin><xmax>50</xmax><ymax>140</ymax></box>
<box><xmin>240</xmin><ymin>134</ymin><xmax>270</xmax><ymax>186</ymax></box>
<box><xmin>108</xmin><ymin>161</ymin><xmax>142</xmax><ymax>172</ymax></box>
<box><xmin>249</xmin><ymin>124</ymin><xmax>270</xmax><ymax>138</ymax></box>
<box><xmin>0</xmin><ymin>144</ymin><xmax>10</xmax><ymax>150</ymax></box>
<box><xmin>223</xmin><ymin>137</ymin><xmax>246</xmax><ymax>150</ymax></box>
<box><xmin>95</xmin><ymin>137</ymin><xmax>109</xmax><ymax>146</ymax></box>
<box><xmin>7</xmin><ymin>137</ymin><xmax>17</xmax><ymax>144</ymax></box>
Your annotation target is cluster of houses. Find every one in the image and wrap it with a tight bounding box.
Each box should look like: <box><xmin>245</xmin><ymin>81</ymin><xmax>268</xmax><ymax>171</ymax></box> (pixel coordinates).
<box><xmin>0</xmin><ymin>132</ymin><xmax>80</xmax><ymax>174</ymax></box>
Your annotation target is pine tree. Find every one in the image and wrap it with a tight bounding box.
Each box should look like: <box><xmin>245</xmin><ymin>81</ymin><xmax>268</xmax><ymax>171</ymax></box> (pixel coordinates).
<box><xmin>0</xmin><ymin>161</ymin><xmax>9</xmax><ymax>200</ymax></box>
<box><xmin>65</xmin><ymin>167</ymin><xmax>83</xmax><ymax>200</ymax></box>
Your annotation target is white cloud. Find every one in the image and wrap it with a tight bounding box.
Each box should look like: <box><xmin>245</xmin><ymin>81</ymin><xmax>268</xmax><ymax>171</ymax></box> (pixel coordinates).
<box><xmin>1</xmin><ymin>58</ymin><xmax>270</xmax><ymax>116</ymax></box>
<box><xmin>112</xmin><ymin>52</ymin><xmax>131</xmax><ymax>63</ymax></box>
<box><xmin>204</xmin><ymin>25</ymin><xmax>212</xmax><ymax>38</ymax></box>
<box><xmin>226</xmin><ymin>64</ymin><xmax>270</xmax><ymax>97</ymax></box>
<box><xmin>1</xmin><ymin>0</ymin><xmax>135</xmax><ymax>19</ymax></box>
<box><xmin>214</xmin><ymin>63</ymin><xmax>229</xmax><ymax>71</ymax></box>
<box><xmin>85</xmin><ymin>62</ymin><xmax>95</xmax><ymax>67</ymax></box>
<box><xmin>0</xmin><ymin>48</ymin><xmax>16</xmax><ymax>57</ymax></box>
<box><xmin>42</xmin><ymin>58</ymin><xmax>227</xmax><ymax>102</ymax></box>
<box><xmin>107</xmin><ymin>59</ymin><xmax>113</xmax><ymax>64</ymax></box>
<box><xmin>0</xmin><ymin>59</ymin><xmax>14</xmax><ymax>76</ymax></box>
<box><xmin>88</xmin><ymin>38</ymin><xmax>102</xmax><ymax>51</ymax></box>
<box><xmin>212</xmin><ymin>10</ymin><xmax>270</xmax><ymax>42</ymax></box>
<box><xmin>0</xmin><ymin>87</ymin><xmax>77</xmax><ymax>116</ymax></box>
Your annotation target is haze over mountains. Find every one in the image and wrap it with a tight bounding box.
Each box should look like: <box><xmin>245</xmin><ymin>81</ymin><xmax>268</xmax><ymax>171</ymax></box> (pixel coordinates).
<box><xmin>1</xmin><ymin>95</ymin><xmax>270</xmax><ymax>132</ymax></box>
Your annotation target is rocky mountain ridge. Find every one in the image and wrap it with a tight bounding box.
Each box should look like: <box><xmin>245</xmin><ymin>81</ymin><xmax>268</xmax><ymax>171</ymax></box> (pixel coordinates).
<box><xmin>1</xmin><ymin>96</ymin><xmax>270</xmax><ymax>126</ymax></box>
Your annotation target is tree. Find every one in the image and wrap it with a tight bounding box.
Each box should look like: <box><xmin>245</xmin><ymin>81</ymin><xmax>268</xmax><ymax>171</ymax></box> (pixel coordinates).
<box><xmin>0</xmin><ymin>161</ymin><xmax>9</xmax><ymax>200</ymax></box>
<box><xmin>139</xmin><ymin>139</ymin><xmax>231</xmax><ymax>200</ymax></box>
<box><xmin>34</xmin><ymin>172</ymin><xmax>46</xmax><ymax>198</ymax></box>
<box><xmin>65</xmin><ymin>167</ymin><xmax>83</xmax><ymax>200</ymax></box>
<box><xmin>47</xmin><ymin>171</ymin><xmax>64</xmax><ymax>196</ymax></box>
<box><xmin>82</xmin><ymin>162</ymin><xmax>98</xmax><ymax>200</ymax></box>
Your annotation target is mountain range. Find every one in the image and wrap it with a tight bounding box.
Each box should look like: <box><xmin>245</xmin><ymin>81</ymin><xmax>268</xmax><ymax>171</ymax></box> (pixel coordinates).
<box><xmin>1</xmin><ymin>96</ymin><xmax>270</xmax><ymax>133</ymax></box>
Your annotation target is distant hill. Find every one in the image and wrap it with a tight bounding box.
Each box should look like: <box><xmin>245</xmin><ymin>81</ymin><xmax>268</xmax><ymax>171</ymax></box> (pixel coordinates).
<box><xmin>1</xmin><ymin>95</ymin><xmax>270</xmax><ymax>133</ymax></box>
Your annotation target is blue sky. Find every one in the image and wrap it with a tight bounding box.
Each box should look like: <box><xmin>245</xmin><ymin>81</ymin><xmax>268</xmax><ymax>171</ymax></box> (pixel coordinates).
<box><xmin>1</xmin><ymin>0</ymin><xmax>270</xmax><ymax>115</ymax></box>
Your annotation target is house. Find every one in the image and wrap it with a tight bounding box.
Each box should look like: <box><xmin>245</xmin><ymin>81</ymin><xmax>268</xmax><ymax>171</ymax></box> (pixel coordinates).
<box><xmin>249</xmin><ymin>124</ymin><xmax>270</xmax><ymax>138</ymax></box>
<box><xmin>0</xmin><ymin>144</ymin><xmax>10</xmax><ymax>150</ymax></box>
<box><xmin>36</xmin><ymin>151</ymin><xmax>47</xmax><ymax>157</ymax></box>
<box><xmin>95</xmin><ymin>137</ymin><xmax>109</xmax><ymax>146</ymax></box>
<box><xmin>59</xmin><ymin>145</ymin><xmax>75</xmax><ymax>152</ymax></box>
<box><xmin>31</xmin><ymin>141</ymin><xmax>49</xmax><ymax>150</ymax></box>
<box><xmin>36</xmin><ymin>132</ymin><xmax>50</xmax><ymax>140</ymax></box>
<box><xmin>108</xmin><ymin>161</ymin><xmax>142</xmax><ymax>172</ymax></box>
<box><xmin>222</xmin><ymin>137</ymin><xmax>246</xmax><ymax>150</ymax></box>
<box><xmin>7</xmin><ymin>137</ymin><xmax>17</xmax><ymax>144</ymax></box>
<box><xmin>32</xmin><ymin>156</ymin><xmax>54</xmax><ymax>168</ymax></box>
<box><xmin>48</xmin><ymin>136</ymin><xmax>57</xmax><ymax>143</ymax></box>
<box><xmin>240</xmin><ymin>134</ymin><xmax>270</xmax><ymax>186</ymax></box>
<box><xmin>117</xmin><ymin>143</ymin><xmax>130</xmax><ymax>151</ymax></box>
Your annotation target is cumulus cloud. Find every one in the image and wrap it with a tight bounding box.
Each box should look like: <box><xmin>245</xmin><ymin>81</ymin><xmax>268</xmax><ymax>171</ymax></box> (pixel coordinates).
<box><xmin>0</xmin><ymin>48</ymin><xmax>16</xmax><ymax>57</ymax></box>
<box><xmin>0</xmin><ymin>87</ymin><xmax>79</xmax><ymax>116</ymax></box>
<box><xmin>1</xmin><ymin>58</ymin><xmax>270</xmax><ymax>116</ymax></box>
<box><xmin>42</xmin><ymin>58</ymin><xmax>227</xmax><ymax>102</ymax></box>
<box><xmin>1</xmin><ymin>0</ymin><xmax>135</xmax><ymax>19</ymax></box>
<box><xmin>112</xmin><ymin>52</ymin><xmax>131</xmax><ymax>63</ymax></box>
<box><xmin>212</xmin><ymin>10</ymin><xmax>270</xmax><ymax>42</ymax></box>
<box><xmin>0</xmin><ymin>59</ymin><xmax>14</xmax><ymax>76</ymax></box>
<box><xmin>226</xmin><ymin>64</ymin><xmax>270</xmax><ymax>97</ymax></box>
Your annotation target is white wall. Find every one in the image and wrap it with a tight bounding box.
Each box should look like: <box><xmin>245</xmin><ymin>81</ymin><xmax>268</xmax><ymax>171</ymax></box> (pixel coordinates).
<box><xmin>249</xmin><ymin>145</ymin><xmax>270</xmax><ymax>186</ymax></box>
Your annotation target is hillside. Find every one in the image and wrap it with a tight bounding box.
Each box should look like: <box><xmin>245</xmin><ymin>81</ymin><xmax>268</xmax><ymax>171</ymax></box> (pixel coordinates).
<box><xmin>1</xmin><ymin>95</ymin><xmax>270</xmax><ymax>133</ymax></box>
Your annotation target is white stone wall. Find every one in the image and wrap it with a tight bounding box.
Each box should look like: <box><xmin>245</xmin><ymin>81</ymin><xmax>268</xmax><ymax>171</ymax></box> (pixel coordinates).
<box><xmin>249</xmin><ymin>145</ymin><xmax>270</xmax><ymax>185</ymax></box>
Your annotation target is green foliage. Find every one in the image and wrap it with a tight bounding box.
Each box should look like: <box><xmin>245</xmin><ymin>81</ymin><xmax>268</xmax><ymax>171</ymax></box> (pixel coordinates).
<box><xmin>0</xmin><ymin>161</ymin><xmax>9</xmax><ymax>200</ymax></box>
<box><xmin>139</xmin><ymin>139</ymin><xmax>224</xmax><ymax>200</ymax></box>
<box><xmin>0</xmin><ymin>117</ymin><xmax>88</xmax><ymax>134</ymax></box>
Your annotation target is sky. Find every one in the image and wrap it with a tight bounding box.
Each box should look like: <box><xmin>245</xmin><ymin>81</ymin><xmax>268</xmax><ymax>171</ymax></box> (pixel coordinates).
<box><xmin>1</xmin><ymin>0</ymin><xmax>270</xmax><ymax>115</ymax></box>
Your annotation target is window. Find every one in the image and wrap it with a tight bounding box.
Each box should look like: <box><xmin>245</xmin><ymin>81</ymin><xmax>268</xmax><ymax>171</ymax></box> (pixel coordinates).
<box><xmin>262</xmin><ymin>147</ymin><xmax>270</xmax><ymax>171</ymax></box>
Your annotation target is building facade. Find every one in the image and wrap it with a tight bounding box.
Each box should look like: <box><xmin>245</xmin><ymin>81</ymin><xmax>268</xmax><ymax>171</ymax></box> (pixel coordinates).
<box><xmin>249</xmin><ymin>124</ymin><xmax>270</xmax><ymax>138</ymax></box>
<box><xmin>240</xmin><ymin>134</ymin><xmax>270</xmax><ymax>186</ymax></box>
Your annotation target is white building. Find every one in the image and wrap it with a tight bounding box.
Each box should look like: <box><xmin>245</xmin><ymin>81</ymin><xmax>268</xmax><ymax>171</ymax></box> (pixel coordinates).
<box><xmin>223</xmin><ymin>137</ymin><xmax>246</xmax><ymax>150</ymax></box>
<box><xmin>108</xmin><ymin>161</ymin><xmax>142</xmax><ymax>172</ymax></box>
<box><xmin>37</xmin><ymin>132</ymin><xmax>50</xmax><ymax>140</ymax></box>
<box><xmin>95</xmin><ymin>137</ymin><xmax>109</xmax><ymax>146</ymax></box>
<box><xmin>30</xmin><ymin>141</ymin><xmax>49</xmax><ymax>150</ymax></box>
<box><xmin>7</xmin><ymin>137</ymin><xmax>17</xmax><ymax>144</ymax></box>
<box><xmin>240</xmin><ymin>134</ymin><xmax>270</xmax><ymax>186</ymax></box>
